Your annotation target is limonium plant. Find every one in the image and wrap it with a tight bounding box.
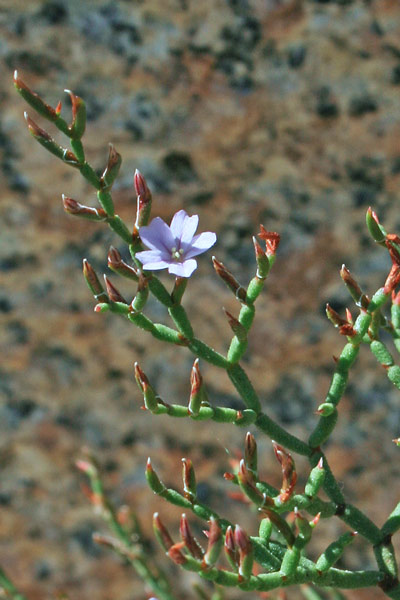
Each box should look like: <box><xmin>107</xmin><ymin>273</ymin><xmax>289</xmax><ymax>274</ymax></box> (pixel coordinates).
<box><xmin>5</xmin><ymin>71</ymin><xmax>400</xmax><ymax>600</ymax></box>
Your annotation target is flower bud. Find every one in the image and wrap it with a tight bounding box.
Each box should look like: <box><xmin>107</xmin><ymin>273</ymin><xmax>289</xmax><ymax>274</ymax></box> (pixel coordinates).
<box><xmin>134</xmin><ymin>363</ymin><xmax>159</xmax><ymax>412</ymax></box>
<box><xmin>237</xmin><ymin>459</ymin><xmax>265</xmax><ymax>506</ymax></box>
<box><xmin>103</xmin><ymin>275</ymin><xmax>128</xmax><ymax>304</ymax></box>
<box><xmin>224</xmin><ymin>526</ymin><xmax>239</xmax><ymax>570</ymax></box>
<box><xmin>272</xmin><ymin>442</ymin><xmax>297</xmax><ymax>503</ymax></box>
<box><xmin>182</xmin><ymin>458</ymin><xmax>197</xmax><ymax>502</ymax></box>
<box><xmin>63</xmin><ymin>195</ymin><xmax>107</xmax><ymax>221</ymax></box>
<box><xmin>244</xmin><ymin>432</ymin><xmax>258</xmax><ymax>474</ymax></box>
<box><xmin>24</xmin><ymin>112</ymin><xmax>78</xmax><ymax>163</ymax></box>
<box><xmin>180</xmin><ymin>514</ymin><xmax>204</xmax><ymax>559</ymax></box>
<box><xmin>224</xmin><ymin>309</ymin><xmax>247</xmax><ymax>343</ymax></box>
<box><xmin>384</xmin><ymin>264</ymin><xmax>400</xmax><ymax>295</ymax></box>
<box><xmin>134</xmin><ymin>169</ymin><xmax>152</xmax><ymax>230</ymax></box>
<box><xmin>107</xmin><ymin>247</ymin><xmax>139</xmax><ymax>281</ymax></box>
<box><xmin>203</xmin><ymin>518</ymin><xmax>223</xmax><ymax>567</ymax></box>
<box><xmin>340</xmin><ymin>265</ymin><xmax>368</xmax><ymax>306</ymax></box>
<box><xmin>188</xmin><ymin>359</ymin><xmax>206</xmax><ymax>416</ymax></box>
<box><xmin>325</xmin><ymin>304</ymin><xmax>348</xmax><ymax>328</ymax></box>
<box><xmin>212</xmin><ymin>257</ymin><xmax>247</xmax><ymax>303</ymax></box>
<box><xmin>252</xmin><ymin>236</ymin><xmax>270</xmax><ymax>279</ymax></box>
<box><xmin>101</xmin><ymin>144</ymin><xmax>122</xmax><ymax>190</ymax></box>
<box><xmin>168</xmin><ymin>542</ymin><xmax>187</xmax><ymax>565</ymax></box>
<box><xmin>65</xmin><ymin>89</ymin><xmax>86</xmax><ymax>139</ymax></box>
<box><xmin>14</xmin><ymin>71</ymin><xmax>58</xmax><ymax>120</ymax></box>
<box><xmin>83</xmin><ymin>259</ymin><xmax>109</xmax><ymax>303</ymax></box>
<box><xmin>153</xmin><ymin>512</ymin><xmax>174</xmax><ymax>551</ymax></box>
<box><xmin>234</xmin><ymin>525</ymin><xmax>254</xmax><ymax>579</ymax></box>
<box><xmin>366</xmin><ymin>207</ymin><xmax>386</xmax><ymax>243</ymax></box>
<box><xmin>146</xmin><ymin>458</ymin><xmax>165</xmax><ymax>495</ymax></box>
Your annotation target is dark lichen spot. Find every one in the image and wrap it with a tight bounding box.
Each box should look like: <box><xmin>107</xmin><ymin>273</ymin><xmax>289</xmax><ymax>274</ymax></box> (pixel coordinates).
<box><xmin>6</xmin><ymin>320</ymin><xmax>29</xmax><ymax>345</ymax></box>
<box><xmin>162</xmin><ymin>151</ymin><xmax>197</xmax><ymax>183</ymax></box>
<box><xmin>288</xmin><ymin>45</ymin><xmax>307</xmax><ymax>69</ymax></box>
<box><xmin>37</xmin><ymin>1</ymin><xmax>68</xmax><ymax>24</ymax></box>
<box><xmin>348</xmin><ymin>94</ymin><xmax>378</xmax><ymax>116</ymax></box>
<box><xmin>391</xmin><ymin>65</ymin><xmax>400</xmax><ymax>85</ymax></box>
<box><xmin>315</xmin><ymin>86</ymin><xmax>339</xmax><ymax>118</ymax></box>
<box><xmin>0</xmin><ymin>253</ymin><xmax>38</xmax><ymax>272</ymax></box>
<box><xmin>0</xmin><ymin>297</ymin><xmax>13</xmax><ymax>313</ymax></box>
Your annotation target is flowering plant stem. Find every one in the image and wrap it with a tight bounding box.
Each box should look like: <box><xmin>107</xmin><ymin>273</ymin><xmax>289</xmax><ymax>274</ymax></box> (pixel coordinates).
<box><xmin>14</xmin><ymin>77</ymin><xmax>400</xmax><ymax>599</ymax></box>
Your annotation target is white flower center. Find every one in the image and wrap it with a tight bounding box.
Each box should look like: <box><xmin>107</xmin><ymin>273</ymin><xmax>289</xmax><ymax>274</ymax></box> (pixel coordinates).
<box><xmin>171</xmin><ymin>246</ymin><xmax>184</xmax><ymax>261</ymax></box>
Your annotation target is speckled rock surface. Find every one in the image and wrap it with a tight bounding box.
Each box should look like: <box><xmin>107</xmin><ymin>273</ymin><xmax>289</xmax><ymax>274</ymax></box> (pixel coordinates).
<box><xmin>2</xmin><ymin>1</ymin><xmax>400</xmax><ymax>599</ymax></box>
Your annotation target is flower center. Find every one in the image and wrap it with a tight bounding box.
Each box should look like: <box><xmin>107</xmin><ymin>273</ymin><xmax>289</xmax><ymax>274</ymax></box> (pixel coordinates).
<box><xmin>171</xmin><ymin>246</ymin><xmax>184</xmax><ymax>261</ymax></box>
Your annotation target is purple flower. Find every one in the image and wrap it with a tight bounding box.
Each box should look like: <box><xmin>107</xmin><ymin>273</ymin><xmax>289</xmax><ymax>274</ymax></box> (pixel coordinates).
<box><xmin>136</xmin><ymin>209</ymin><xmax>216</xmax><ymax>278</ymax></box>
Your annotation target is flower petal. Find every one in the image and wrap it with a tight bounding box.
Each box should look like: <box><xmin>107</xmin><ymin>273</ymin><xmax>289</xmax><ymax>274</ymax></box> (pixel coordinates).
<box><xmin>180</xmin><ymin>214</ymin><xmax>199</xmax><ymax>245</ymax></box>
<box><xmin>170</xmin><ymin>210</ymin><xmax>188</xmax><ymax>240</ymax></box>
<box><xmin>183</xmin><ymin>232</ymin><xmax>217</xmax><ymax>259</ymax></box>
<box><xmin>136</xmin><ymin>250</ymin><xmax>170</xmax><ymax>270</ymax></box>
<box><xmin>139</xmin><ymin>217</ymin><xmax>175</xmax><ymax>253</ymax></box>
<box><xmin>168</xmin><ymin>259</ymin><xmax>197</xmax><ymax>277</ymax></box>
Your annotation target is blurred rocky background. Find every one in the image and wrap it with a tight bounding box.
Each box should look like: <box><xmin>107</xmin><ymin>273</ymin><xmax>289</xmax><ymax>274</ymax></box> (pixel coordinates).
<box><xmin>2</xmin><ymin>0</ymin><xmax>400</xmax><ymax>598</ymax></box>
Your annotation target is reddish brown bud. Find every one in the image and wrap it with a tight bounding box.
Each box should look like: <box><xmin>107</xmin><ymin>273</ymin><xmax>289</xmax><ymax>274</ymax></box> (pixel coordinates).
<box><xmin>272</xmin><ymin>442</ymin><xmax>297</xmax><ymax>503</ymax></box>
<box><xmin>212</xmin><ymin>257</ymin><xmax>247</xmax><ymax>302</ymax></box>
<box><xmin>224</xmin><ymin>526</ymin><xmax>239</xmax><ymax>568</ymax></box>
<box><xmin>168</xmin><ymin>542</ymin><xmax>187</xmax><ymax>565</ymax></box>
<box><xmin>340</xmin><ymin>265</ymin><xmax>368</xmax><ymax>306</ymax></box>
<box><xmin>223</xmin><ymin>309</ymin><xmax>247</xmax><ymax>342</ymax></box>
<box><xmin>15</xmin><ymin>71</ymin><xmax>58</xmax><ymax>120</ymax></box>
<box><xmin>180</xmin><ymin>514</ymin><xmax>204</xmax><ymax>559</ymax></box>
<box><xmin>188</xmin><ymin>359</ymin><xmax>205</xmax><ymax>416</ymax></box>
<box><xmin>234</xmin><ymin>525</ymin><xmax>254</xmax><ymax>579</ymax></box>
<box><xmin>366</xmin><ymin>207</ymin><xmax>386</xmax><ymax>243</ymax></box>
<box><xmin>107</xmin><ymin>247</ymin><xmax>139</xmax><ymax>281</ymax></box>
<box><xmin>326</xmin><ymin>304</ymin><xmax>348</xmax><ymax>328</ymax></box>
<box><xmin>244</xmin><ymin>432</ymin><xmax>258</xmax><ymax>474</ymax></box>
<box><xmin>386</xmin><ymin>237</ymin><xmax>400</xmax><ymax>266</ymax></box>
<box><xmin>145</xmin><ymin>458</ymin><xmax>165</xmax><ymax>494</ymax></box>
<box><xmin>182</xmin><ymin>458</ymin><xmax>197</xmax><ymax>502</ymax></box>
<box><xmin>237</xmin><ymin>459</ymin><xmax>265</xmax><ymax>505</ymax></box>
<box><xmin>134</xmin><ymin>363</ymin><xmax>158</xmax><ymax>412</ymax></box>
<box><xmin>258</xmin><ymin>226</ymin><xmax>280</xmax><ymax>256</ymax></box>
<box><xmin>134</xmin><ymin>362</ymin><xmax>149</xmax><ymax>392</ymax></box>
<box><xmin>24</xmin><ymin>112</ymin><xmax>79</xmax><ymax>163</ymax></box>
<box><xmin>384</xmin><ymin>263</ymin><xmax>400</xmax><ymax>294</ymax></box>
<box><xmin>104</xmin><ymin>275</ymin><xmax>128</xmax><ymax>304</ymax></box>
<box><xmin>134</xmin><ymin>169</ymin><xmax>152</xmax><ymax>203</ymax></box>
<box><xmin>345</xmin><ymin>308</ymin><xmax>353</xmax><ymax>324</ymax></box>
<box><xmin>252</xmin><ymin>236</ymin><xmax>270</xmax><ymax>278</ymax></box>
<box><xmin>101</xmin><ymin>144</ymin><xmax>122</xmax><ymax>190</ymax></box>
<box><xmin>83</xmin><ymin>259</ymin><xmax>109</xmax><ymax>302</ymax></box>
<box><xmin>203</xmin><ymin>517</ymin><xmax>223</xmax><ymax>567</ymax></box>
<box><xmin>134</xmin><ymin>169</ymin><xmax>152</xmax><ymax>230</ymax></box>
<box><xmin>63</xmin><ymin>195</ymin><xmax>107</xmax><ymax>220</ymax></box>
<box><xmin>65</xmin><ymin>89</ymin><xmax>86</xmax><ymax>139</ymax></box>
<box><xmin>24</xmin><ymin>113</ymin><xmax>52</xmax><ymax>141</ymax></box>
<box><xmin>153</xmin><ymin>512</ymin><xmax>174</xmax><ymax>551</ymax></box>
